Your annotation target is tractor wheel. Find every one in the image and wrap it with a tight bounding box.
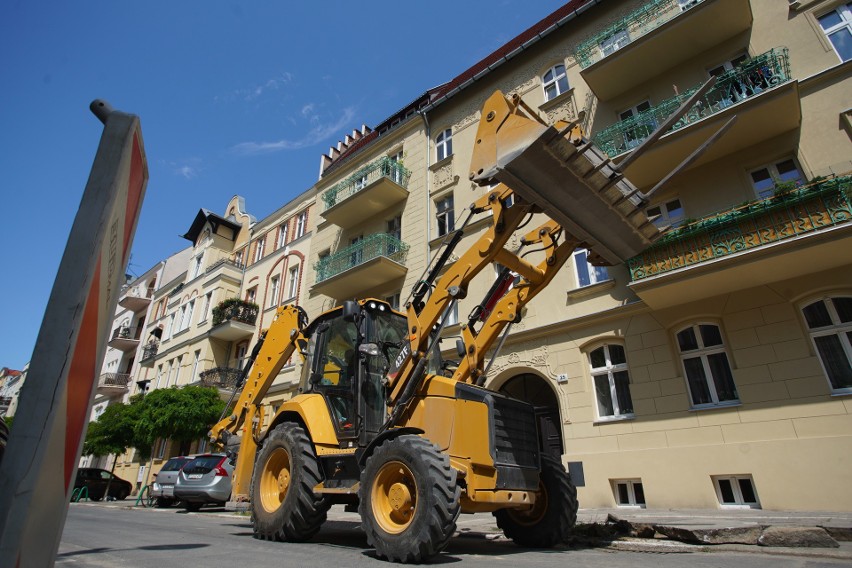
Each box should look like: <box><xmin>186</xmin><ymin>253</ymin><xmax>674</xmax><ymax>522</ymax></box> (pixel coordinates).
<box><xmin>359</xmin><ymin>435</ymin><xmax>460</xmax><ymax>563</ymax></box>
<box><xmin>251</xmin><ymin>422</ymin><xmax>330</xmax><ymax>542</ymax></box>
<box><xmin>494</xmin><ymin>455</ymin><xmax>578</xmax><ymax>548</ymax></box>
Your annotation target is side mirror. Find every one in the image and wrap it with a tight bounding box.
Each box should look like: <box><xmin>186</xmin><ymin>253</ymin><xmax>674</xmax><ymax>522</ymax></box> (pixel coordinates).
<box><xmin>343</xmin><ymin>300</ymin><xmax>359</xmax><ymax>322</ymax></box>
<box><xmin>359</xmin><ymin>343</ymin><xmax>380</xmax><ymax>357</ymax></box>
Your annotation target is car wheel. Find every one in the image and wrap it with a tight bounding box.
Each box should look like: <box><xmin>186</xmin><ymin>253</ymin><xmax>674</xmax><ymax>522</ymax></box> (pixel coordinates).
<box><xmin>359</xmin><ymin>434</ymin><xmax>461</xmax><ymax>563</ymax></box>
<box><xmin>156</xmin><ymin>497</ymin><xmax>173</xmax><ymax>508</ymax></box>
<box><xmin>185</xmin><ymin>502</ymin><xmax>203</xmax><ymax>512</ymax></box>
<box><xmin>116</xmin><ymin>490</ymin><xmax>129</xmax><ymax>501</ymax></box>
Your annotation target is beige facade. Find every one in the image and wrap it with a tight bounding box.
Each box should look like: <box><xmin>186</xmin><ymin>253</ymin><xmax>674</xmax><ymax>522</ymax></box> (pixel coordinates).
<box><xmin>306</xmin><ymin>0</ymin><xmax>852</xmax><ymax>511</ymax></box>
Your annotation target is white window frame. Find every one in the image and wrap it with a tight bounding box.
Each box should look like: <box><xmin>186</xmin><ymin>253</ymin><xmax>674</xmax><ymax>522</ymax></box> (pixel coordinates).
<box><xmin>542</xmin><ymin>63</ymin><xmax>569</xmax><ymax>101</ymax></box>
<box><xmin>590</xmin><ymin>344</ymin><xmax>634</xmax><ymax>420</ymax></box>
<box><xmin>817</xmin><ymin>2</ymin><xmax>852</xmax><ymax>63</ymax></box>
<box><xmin>599</xmin><ymin>28</ymin><xmax>630</xmax><ymax>58</ymax></box>
<box><xmin>612</xmin><ymin>479</ymin><xmax>646</xmax><ymax>508</ymax></box>
<box><xmin>166</xmin><ymin>313</ymin><xmax>176</xmax><ymax>339</ymax></box>
<box><xmin>277</xmin><ymin>222</ymin><xmax>288</xmax><ymax>249</ymax></box>
<box><xmin>436</xmin><ymin>128</ymin><xmax>453</xmax><ymax>161</ymax></box>
<box><xmin>201</xmin><ymin>292</ymin><xmax>212</xmax><ymax>323</ymax></box>
<box><xmin>254</xmin><ymin>237</ymin><xmax>266</xmax><ymax>262</ymax></box>
<box><xmin>155</xmin><ymin>438</ymin><xmax>167</xmax><ymax>460</ymax></box>
<box><xmin>192</xmin><ymin>254</ymin><xmax>203</xmax><ymax>279</ymax></box>
<box><xmin>676</xmin><ymin>323</ymin><xmax>739</xmax><ymax>408</ymax></box>
<box><xmin>385</xmin><ymin>293</ymin><xmax>401</xmax><ymax>311</ymax></box>
<box><xmin>573</xmin><ymin>249</ymin><xmax>609</xmax><ymax>288</ymax></box>
<box><xmin>287</xmin><ymin>265</ymin><xmax>300</xmax><ymax>300</ymax></box>
<box><xmin>440</xmin><ymin>302</ymin><xmax>459</xmax><ymax>327</ymax></box>
<box><xmin>269</xmin><ymin>275</ymin><xmax>281</xmax><ymax>308</ymax></box>
<box><xmin>295</xmin><ymin>211</ymin><xmax>308</xmax><ymax>239</ymax></box>
<box><xmin>173</xmin><ymin>355</ymin><xmax>183</xmax><ymax>385</ymax></box>
<box><xmin>180</xmin><ymin>299</ymin><xmax>194</xmax><ymax>331</ymax></box>
<box><xmin>246</xmin><ymin>286</ymin><xmax>257</xmax><ymax>304</ymax></box>
<box><xmin>748</xmin><ymin>158</ymin><xmax>804</xmax><ymax>200</ymax></box>
<box><xmin>800</xmin><ymin>296</ymin><xmax>852</xmax><ymax>394</ymax></box>
<box><xmin>712</xmin><ymin>475</ymin><xmax>760</xmax><ymax>509</ymax></box>
<box><xmin>646</xmin><ymin>197</ymin><xmax>685</xmax><ymax>229</ymax></box>
<box><xmin>191</xmin><ymin>350</ymin><xmax>201</xmax><ymax>384</ymax></box>
<box><xmin>436</xmin><ymin>195</ymin><xmax>455</xmax><ymax>237</ymax></box>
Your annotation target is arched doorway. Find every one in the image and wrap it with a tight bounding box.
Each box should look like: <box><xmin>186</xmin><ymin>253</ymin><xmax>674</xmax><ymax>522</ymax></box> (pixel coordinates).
<box><xmin>498</xmin><ymin>373</ymin><xmax>563</xmax><ymax>460</ymax></box>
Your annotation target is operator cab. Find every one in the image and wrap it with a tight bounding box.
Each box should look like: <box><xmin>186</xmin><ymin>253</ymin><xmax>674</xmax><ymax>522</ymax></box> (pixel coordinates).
<box><xmin>299</xmin><ymin>299</ymin><xmax>408</xmax><ymax>445</ymax></box>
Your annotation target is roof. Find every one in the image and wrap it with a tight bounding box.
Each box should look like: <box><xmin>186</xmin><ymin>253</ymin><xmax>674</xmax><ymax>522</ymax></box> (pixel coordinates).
<box><xmin>321</xmin><ymin>0</ymin><xmax>595</xmax><ymax>175</ymax></box>
<box><xmin>181</xmin><ymin>209</ymin><xmax>243</xmax><ymax>243</ymax></box>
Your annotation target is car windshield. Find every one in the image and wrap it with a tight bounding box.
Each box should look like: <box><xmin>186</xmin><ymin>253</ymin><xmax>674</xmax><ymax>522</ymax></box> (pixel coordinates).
<box><xmin>161</xmin><ymin>457</ymin><xmax>191</xmax><ymax>472</ymax></box>
<box><xmin>182</xmin><ymin>456</ymin><xmax>223</xmax><ymax>475</ymax></box>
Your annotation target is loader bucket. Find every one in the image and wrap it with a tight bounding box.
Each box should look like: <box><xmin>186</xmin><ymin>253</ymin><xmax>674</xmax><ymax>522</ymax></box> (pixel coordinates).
<box><xmin>470</xmin><ymin>91</ymin><xmax>662</xmax><ymax>265</ymax></box>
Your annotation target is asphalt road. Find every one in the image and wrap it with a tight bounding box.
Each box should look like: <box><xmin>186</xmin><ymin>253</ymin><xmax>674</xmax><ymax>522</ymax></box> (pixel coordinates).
<box><xmin>58</xmin><ymin>504</ymin><xmax>849</xmax><ymax>567</ymax></box>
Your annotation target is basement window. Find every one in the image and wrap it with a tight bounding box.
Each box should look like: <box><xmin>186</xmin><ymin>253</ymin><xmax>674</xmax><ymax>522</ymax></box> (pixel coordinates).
<box><xmin>612</xmin><ymin>479</ymin><xmax>646</xmax><ymax>507</ymax></box>
<box><xmin>713</xmin><ymin>475</ymin><xmax>760</xmax><ymax>508</ymax></box>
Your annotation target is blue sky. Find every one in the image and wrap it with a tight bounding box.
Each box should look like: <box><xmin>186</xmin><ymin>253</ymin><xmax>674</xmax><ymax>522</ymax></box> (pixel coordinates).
<box><xmin>0</xmin><ymin>1</ymin><xmax>568</xmax><ymax>370</ymax></box>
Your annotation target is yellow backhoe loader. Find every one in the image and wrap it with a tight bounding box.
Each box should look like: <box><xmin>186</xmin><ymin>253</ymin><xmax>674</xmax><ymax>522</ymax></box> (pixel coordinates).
<box><xmin>209</xmin><ymin>90</ymin><xmax>663</xmax><ymax>563</ymax></box>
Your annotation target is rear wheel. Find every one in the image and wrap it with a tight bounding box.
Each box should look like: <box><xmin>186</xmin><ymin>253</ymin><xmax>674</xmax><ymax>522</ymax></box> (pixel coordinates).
<box><xmin>185</xmin><ymin>502</ymin><xmax>203</xmax><ymax>512</ymax></box>
<box><xmin>155</xmin><ymin>497</ymin><xmax>173</xmax><ymax>508</ymax></box>
<box><xmin>494</xmin><ymin>455</ymin><xmax>577</xmax><ymax>547</ymax></box>
<box><xmin>251</xmin><ymin>422</ymin><xmax>330</xmax><ymax>542</ymax></box>
<box><xmin>359</xmin><ymin>435</ymin><xmax>460</xmax><ymax>563</ymax></box>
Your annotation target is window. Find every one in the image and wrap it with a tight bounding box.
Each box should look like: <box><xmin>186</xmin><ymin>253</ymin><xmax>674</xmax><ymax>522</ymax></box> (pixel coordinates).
<box><xmin>201</xmin><ymin>292</ymin><xmax>212</xmax><ymax>322</ymax></box>
<box><xmin>599</xmin><ymin>29</ymin><xmax>629</xmax><ymax>57</ymax></box>
<box><xmin>389</xmin><ymin>150</ymin><xmax>404</xmax><ymax>184</ymax></box>
<box><xmin>612</xmin><ymin>479</ymin><xmax>646</xmax><ymax>507</ymax></box>
<box><xmin>191</xmin><ymin>350</ymin><xmax>201</xmax><ymax>383</ymax></box>
<box><xmin>818</xmin><ymin>2</ymin><xmax>852</xmax><ymax>62</ymax></box>
<box><xmin>574</xmin><ymin>249</ymin><xmax>609</xmax><ymax>287</ymax></box>
<box><xmin>277</xmin><ymin>223</ymin><xmax>288</xmax><ymax>249</ymax></box>
<box><xmin>713</xmin><ymin>475</ymin><xmax>760</xmax><ymax>508</ymax></box>
<box><xmin>155</xmin><ymin>438</ymin><xmax>167</xmax><ymax>460</ymax></box>
<box><xmin>295</xmin><ymin>211</ymin><xmax>308</xmax><ymax>239</ymax></box>
<box><xmin>165</xmin><ymin>359</ymin><xmax>174</xmax><ymax>388</ymax></box>
<box><xmin>287</xmin><ymin>265</ymin><xmax>300</xmax><ymax>300</ymax></box>
<box><xmin>155</xmin><ymin>364</ymin><xmax>164</xmax><ymax>389</ymax></box>
<box><xmin>192</xmin><ymin>255</ymin><xmax>203</xmax><ymax>279</ymax></box>
<box><xmin>590</xmin><ymin>344</ymin><xmax>634</xmax><ymax>419</ymax></box>
<box><xmin>234</xmin><ymin>250</ymin><xmax>245</xmax><ymax>267</ymax></box>
<box><xmin>749</xmin><ymin>158</ymin><xmax>804</xmax><ymax>199</ymax></box>
<box><xmin>436</xmin><ymin>196</ymin><xmax>455</xmax><ymax>237</ymax></box>
<box><xmin>619</xmin><ymin>100</ymin><xmax>656</xmax><ymax>149</ymax></box>
<box><xmin>440</xmin><ymin>302</ymin><xmax>459</xmax><ymax>327</ymax></box>
<box><xmin>542</xmin><ymin>63</ymin><xmax>569</xmax><ymax>101</ymax></box>
<box><xmin>707</xmin><ymin>53</ymin><xmax>749</xmax><ymax>77</ymax></box>
<box><xmin>385</xmin><ymin>293</ymin><xmax>401</xmax><ymax>311</ymax></box>
<box><xmin>254</xmin><ymin>237</ymin><xmax>266</xmax><ymax>262</ymax></box>
<box><xmin>179</xmin><ymin>299</ymin><xmax>194</xmax><ymax>331</ymax></box>
<box><xmin>246</xmin><ymin>286</ymin><xmax>257</xmax><ymax>304</ymax></box>
<box><xmin>646</xmin><ymin>198</ymin><xmax>685</xmax><ymax>229</ymax></box>
<box><xmin>436</xmin><ymin>128</ymin><xmax>453</xmax><ymax>161</ymax></box>
<box><xmin>387</xmin><ymin>216</ymin><xmax>402</xmax><ymax>255</ymax></box>
<box><xmin>801</xmin><ymin>296</ymin><xmax>852</xmax><ymax>392</ymax></box>
<box><xmin>166</xmin><ymin>313</ymin><xmax>176</xmax><ymax>340</ymax></box>
<box><xmin>269</xmin><ymin>276</ymin><xmax>280</xmax><ymax>308</ymax></box>
<box><xmin>677</xmin><ymin>324</ymin><xmax>738</xmax><ymax>407</ymax></box>
<box><xmin>174</xmin><ymin>355</ymin><xmax>183</xmax><ymax>385</ymax></box>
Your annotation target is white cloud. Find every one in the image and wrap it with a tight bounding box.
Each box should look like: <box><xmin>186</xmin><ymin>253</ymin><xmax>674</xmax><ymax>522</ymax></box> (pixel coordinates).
<box><xmin>231</xmin><ymin>107</ymin><xmax>357</xmax><ymax>155</ymax></box>
<box><xmin>161</xmin><ymin>158</ymin><xmax>201</xmax><ymax>179</ymax></box>
<box><xmin>226</xmin><ymin>72</ymin><xmax>295</xmax><ymax>103</ymax></box>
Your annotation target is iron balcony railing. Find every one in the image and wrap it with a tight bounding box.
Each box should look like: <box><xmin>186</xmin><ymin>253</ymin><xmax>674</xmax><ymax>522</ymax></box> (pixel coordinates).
<box><xmin>315</xmin><ymin>233</ymin><xmax>409</xmax><ymax>284</ymax></box>
<box><xmin>573</xmin><ymin>0</ymin><xmax>706</xmax><ymax>68</ymax></box>
<box><xmin>120</xmin><ymin>286</ymin><xmax>153</xmax><ymax>300</ymax></box>
<box><xmin>141</xmin><ymin>341</ymin><xmax>159</xmax><ymax>361</ymax></box>
<box><xmin>321</xmin><ymin>156</ymin><xmax>412</xmax><ymax>211</ymax></box>
<box><xmin>205</xmin><ymin>258</ymin><xmax>245</xmax><ymax>275</ymax></box>
<box><xmin>199</xmin><ymin>367</ymin><xmax>241</xmax><ymax>390</ymax></box>
<box><xmin>211</xmin><ymin>299</ymin><xmax>259</xmax><ymax>327</ymax></box>
<box><xmin>592</xmin><ymin>48</ymin><xmax>791</xmax><ymax>157</ymax></box>
<box><xmin>99</xmin><ymin>373</ymin><xmax>131</xmax><ymax>388</ymax></box>
<box><xmin>628</xmin><ymin>175</ymin><xmax>852</xmax><ymax>281</ymax></box>
<box><xmin>111</xmin><ymin>326</ymin><xmax>142</xmax><ymax>341</ymax></box>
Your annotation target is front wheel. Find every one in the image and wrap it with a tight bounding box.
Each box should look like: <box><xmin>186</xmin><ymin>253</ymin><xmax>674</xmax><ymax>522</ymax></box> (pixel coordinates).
<box><xmin>494</xmin><ymin>455</ymin><xmax>578</xmax><ymax>548</ymax></box>
<box><xmin>251</xmin><ymin>422</ymin><xmax>330</xmax><ymax>542</ymax></box>
<box><xmin>359</xmin><ymin>435</ymin><xmax>460</xmax><ymax>563</ymax></box>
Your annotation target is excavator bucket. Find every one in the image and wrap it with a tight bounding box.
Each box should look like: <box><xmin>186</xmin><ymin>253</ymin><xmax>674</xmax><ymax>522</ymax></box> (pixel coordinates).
<box><xmin>469</xmin><ymin>91</ymin><xmax>661</xmax><ymax>265</ymax></box>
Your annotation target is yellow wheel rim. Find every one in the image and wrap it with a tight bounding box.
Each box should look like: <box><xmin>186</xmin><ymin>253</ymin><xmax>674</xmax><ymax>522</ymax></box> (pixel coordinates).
<box><xmin>259</xmin><ymin>447</ymin><xmax>291</xmax><ymax>513</ymax></box>
<box><xmin>371</xmin><ymin>460</ymin><xmax>417</xmax><ymax>534</ymax></box>
<box><xmin>508</xmin><ymin>481</ymin><xmax>548</xmax><ymax>526</ymax></box>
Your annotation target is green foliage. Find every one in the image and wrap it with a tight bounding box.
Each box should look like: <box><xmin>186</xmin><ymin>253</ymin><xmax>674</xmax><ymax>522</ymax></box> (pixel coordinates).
<box><xmin>3</xmin><ymin>415</ymin><xmax>12</xmax><ymax>430</ymax></box>
<box><xmin>212</xmin><ymin>297</ymin><xmax>259</xmax><ymax>326</ymax></box>
<box><xmin>82</xmin><ymin>401</ymin><xmax>142</xmax><ymax>458</ymax></box>
<box><xmin>134</xmin><ymin>385</ymin><xmax>225</xmax><ymax>455</ymax></box>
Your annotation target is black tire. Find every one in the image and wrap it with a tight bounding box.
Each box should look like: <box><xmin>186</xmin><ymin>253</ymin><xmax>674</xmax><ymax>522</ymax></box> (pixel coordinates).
<box><xmin>185</xmin><ymin>502</ymin><xmax>203</xmax><ymax>512</ymax></box>
<box><xmin>359</xmin><ymin>435</ymin><xmax>460</xmax><ymax>563</ymax></box>
<box><xmin>251</xmin><ymin>422</ymin><xmax>330</xmax><ymax>542</ymax></box>
<box><xmin>116</xmin><ymin>490</ymin><xmax>129</xmax><ymax>501</ymax></box>
<box><xmin>155</xmin><ymin>497</ymin><xmax>173</xmax><ymax>508</ymax></box>
<box><xmin>494</xmin><ymin>455</ymin><xmax>578</xmax><ymax>548</ymax></box>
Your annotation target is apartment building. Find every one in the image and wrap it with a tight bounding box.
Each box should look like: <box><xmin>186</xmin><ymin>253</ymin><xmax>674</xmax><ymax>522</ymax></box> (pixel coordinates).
<box><xmin>306</xmin><ymin>0</ymin><xmax>851</xmax><ymax>511</ymax></box>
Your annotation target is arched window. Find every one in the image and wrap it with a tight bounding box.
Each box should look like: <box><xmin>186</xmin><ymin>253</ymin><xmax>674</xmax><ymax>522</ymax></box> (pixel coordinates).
<box><xmin>542</xmin><ymin>64</ymin><xmax>569</xmax><ymax>101</ymax></box>
<box><xmin>589</xmin><ymin>343</ymin><xmax>634</xmax><ymax>419</ymax></box>
<box><xmin>676</xmin><ymin>323</ymin><xmax>738</xmax><ymax>407</ymax></box>
<box><xmin>436</xmin><ymin>128</ymin><xmax>452</xmax><ymax>161</ymax></box>
<box><xmin>801</xmin><ymin>296</ymin><xmax>852</xmax><ymax>392</ymax></box>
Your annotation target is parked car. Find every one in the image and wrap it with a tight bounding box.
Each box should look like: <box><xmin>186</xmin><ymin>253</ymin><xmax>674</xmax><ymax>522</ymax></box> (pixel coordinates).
<box><xmin>0</xmin><ymin>417</ymin><xmax>9</xmax><ymax>465</ymax></box>
<box><xmin>74</xmin><ymin>468</ymin><xmax>132</xmax><ymax>501</ymax></box>
<box><xmin>150</xmin><ymin>455</ymin><xmax>194</xmax><ymax>508</ymax></box>
<box><xmin>174</xmin><ymin>453</ymin><xmax>233</xmax><ymax>512</ymax></box>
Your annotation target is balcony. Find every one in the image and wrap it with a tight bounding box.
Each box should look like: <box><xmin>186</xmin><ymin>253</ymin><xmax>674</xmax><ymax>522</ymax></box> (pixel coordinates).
<box><xmin>592</xmin><ymin>48</ymin><xmax>799</xmax><ymax>188</ymax></box>
<box><xmin>0</xmin><ymin>396</ymin><xmax>11</xmax><ymax>414</ymax></box>
<box><xmin>118</xmin><ymin>287</ymin><xmax>153</xmax><ymax>312</ymax></box>
<box><xmin>199</xmin><ymin>367</ymin><xmax>241</xmax><ymax>391</ymax></box>
<box><xmin>96</xmin><ymin>372</ymin><xmax>131</xmax><ymax>396</ymax></box>
<box><xmin>574</xmin><ymin>0</ymin><xmax>752</xmax><ymax>100</ymax></box>
<box><xmin>139</xmin><ymin>341</ymin><xmax>159</xmax><ymax>367</ymax></box>
<box><xmin>320</xmin><ymin>157</ymin><xmax>411</xmax><ymax>228</ymax></box>
<box><xmin>208</xmin><ymin>299</ymin><xmax>259</xmax><ymax>341</ymax></box>
<box><xmin>107</xmin><ymin>326</ymin><xmax>142</xmax><ymax>352</ymax></box>
<box><xmin>628</xmin><ymin>175</ymin><xmax>852</xmax><ymax>309</ymax></box>
<box><xmin>204</xmin><ymin>258</ymin><xmax>244</xmax><ymax>286</ymax></box>
<box><xmin>313</xmin><ymin>233</ymin><xmax>409</xmax><ymax>299</ymax></box>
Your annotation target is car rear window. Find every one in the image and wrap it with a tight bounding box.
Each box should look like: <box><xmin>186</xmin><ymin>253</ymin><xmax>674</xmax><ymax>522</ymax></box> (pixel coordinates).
<box><xmin>161</xmin><ymin>457</ymin><xmax>191</xmax><ymax>472</ymax></box>
<box><xmin>182</xmin><ymin>455</ymin><xmax>224</xmax><ymax>475</ymax></box>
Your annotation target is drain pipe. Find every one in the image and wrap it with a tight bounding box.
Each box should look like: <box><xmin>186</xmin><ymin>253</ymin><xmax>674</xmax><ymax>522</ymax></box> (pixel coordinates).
<box><xmin>418</xmin><ymin>110</ymin><xmax>432</xmax><ymax>264</ymax></box>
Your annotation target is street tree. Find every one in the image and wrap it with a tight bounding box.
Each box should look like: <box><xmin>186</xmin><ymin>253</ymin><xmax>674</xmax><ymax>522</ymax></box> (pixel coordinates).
<box><xmin>81</xmin><ymin>396</ymin><xmax>146</xmax><ymax>496</ymax></box>
<box><xmin>135</xmin><ymin>385</ymin><xmax>225</xmax><ymax>456</ymax></box>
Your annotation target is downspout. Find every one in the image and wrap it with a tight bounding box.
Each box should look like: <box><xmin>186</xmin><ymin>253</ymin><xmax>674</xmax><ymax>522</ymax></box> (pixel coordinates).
<box><xmin>418</xmin><ymin>110</ymin><xmax>432</xmax><ymax>264</ymax></box>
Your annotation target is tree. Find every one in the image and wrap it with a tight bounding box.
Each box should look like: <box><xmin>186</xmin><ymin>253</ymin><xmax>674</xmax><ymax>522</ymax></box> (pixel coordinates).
<box><xmin>135</xmin><ymin>385</ymin><xmax>225</xmax><ymax>456</ymax></box>
<box><xmin>81</xmin><ymin>398</ymin><xmax>146</xmax><ymax>497</ymax></box>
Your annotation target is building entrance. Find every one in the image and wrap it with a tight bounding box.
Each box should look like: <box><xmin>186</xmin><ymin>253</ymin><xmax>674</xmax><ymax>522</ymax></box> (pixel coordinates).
<box><xmin>498</xmin><ymin>373</ymin><xmax>563</xmax><ymax>460</ymax></box>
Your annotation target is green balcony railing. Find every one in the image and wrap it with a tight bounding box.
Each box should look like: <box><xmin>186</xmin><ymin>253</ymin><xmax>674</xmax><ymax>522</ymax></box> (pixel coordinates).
<box><xmin>573</xmin><ymin>0</ymin><xmax>705</xmax><ymax>68</ymax></box>
<box><xmin>592</xmin><ymin>48</ymin><xmax>791</xmax><ymax>157</ymax></box>
<box><xmin>628</xmin><ymin>175</ymin><xmax>852</xmax><ymax>281</ymax></box>
<box><xmin>321</xmin><ymin>157</ymin><xmax>412</xmax><ymax>211</ymax></box>
<box><xmin>315</xmin><ymin>233</ymin><xmax>409</xmax><ymax>283</ymax></box>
